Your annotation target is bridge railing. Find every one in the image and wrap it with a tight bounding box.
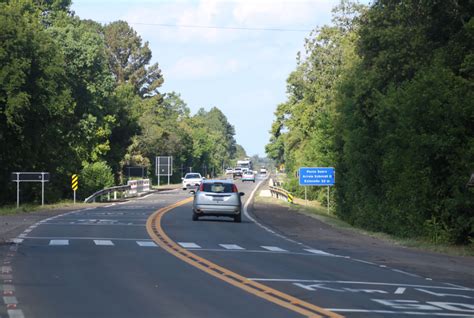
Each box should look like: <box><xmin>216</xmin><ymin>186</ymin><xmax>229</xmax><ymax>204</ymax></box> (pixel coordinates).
<box><xmin>84</xmin><ymin>185</ymin><xmax>131</xmax><ymax>203</ymax></box>
<box><xmin>269</xmin><ymin>185</ymin><xmax>294</xmax><ymax>204</ymax></box>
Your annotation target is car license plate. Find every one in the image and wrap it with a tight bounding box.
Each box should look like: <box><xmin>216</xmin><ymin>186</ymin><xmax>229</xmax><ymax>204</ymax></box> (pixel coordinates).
<box><xmin>213</xmin><ymin>197</ymin><xmax>224</xmax><ymax>202</ymax></box>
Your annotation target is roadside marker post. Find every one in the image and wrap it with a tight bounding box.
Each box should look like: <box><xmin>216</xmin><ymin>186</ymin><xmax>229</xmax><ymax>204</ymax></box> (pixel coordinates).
<box><xmin>298</xmin><ymin>167</ymin><xmax>335</xmax><ymax>214</ymax></box>
<box><xmin>72</xmin><ymin>174</ymin><xmax>78</xmax><ymax>204</ymax></box>
<box><xmin>11</xmin><ymin>172</ymin><xmax>50</xmax><ymax>208</ymax></box>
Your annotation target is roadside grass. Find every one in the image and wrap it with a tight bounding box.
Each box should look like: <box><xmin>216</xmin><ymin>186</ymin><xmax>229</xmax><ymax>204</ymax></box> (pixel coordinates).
<box><xmin>255</xmin><ymin>195</ymin><xmax>474</xmax><ymax>257</ymax></box>
<box><xmin>0</xmin><ymin>200</ymin><xmax>102</xmax><ymax>216</ymax></box>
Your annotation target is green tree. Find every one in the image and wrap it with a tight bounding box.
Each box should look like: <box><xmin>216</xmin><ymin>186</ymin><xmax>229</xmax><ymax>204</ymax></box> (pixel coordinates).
<box><xmin>103</xmin><ymin>20</ymin><xmax>164</xmax><ymax>97</ymax></box>
<box><xmin>335</xmin><ymin>0</ymin><xmax>474</xmax><ymax>243</ymax></box>
<box><xmin>0</xmin><ymin>0</ymin><xmax>74</xmax><ymax>203</ymax></box>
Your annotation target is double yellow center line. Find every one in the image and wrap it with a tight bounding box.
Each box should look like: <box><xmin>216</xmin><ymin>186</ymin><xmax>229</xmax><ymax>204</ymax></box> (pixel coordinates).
<box><xmin>146</xmin><ymin>197</ymin><xmax>343</xmax><ymax>318</ymax></box>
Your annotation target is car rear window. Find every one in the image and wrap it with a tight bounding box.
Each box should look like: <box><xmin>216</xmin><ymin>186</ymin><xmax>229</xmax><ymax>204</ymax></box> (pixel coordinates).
<box><xmin>202</xmin><ymin>182</ymin><xmax>234</xmax><ymax>193</ymax></box>
<box><xmin>186</xmin><ymin>174</ymin><xmax>200</xmax><ymax>179</ymax></box>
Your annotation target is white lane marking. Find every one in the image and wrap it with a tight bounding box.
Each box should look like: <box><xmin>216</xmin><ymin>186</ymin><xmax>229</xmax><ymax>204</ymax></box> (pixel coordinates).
<box><xmin>136</xmin><ymin>241</ymin><xmax>158</xmax><ymax>247</ymax></box>
<box><xmin>11</xmin><ymin>239</ymin><xmax>23</xmax><ymax>244</ymax></box>
<box><xmin>23</xmin><ymin>229</ymin><xmax>32</xmax><ymax>233</ymax></box>
<box><xmin>352</xmin><ymin>258</ymin><xmax>377</xmax><ymax>265</ymax></box>
<box><xmin>1</xmin><ymin>266</ymin><xmax>12</xmax><ymax>274</ymax></box>
<box><xmin>219</xmin><ymin>244</ymin><xmax>244</xmax><ymax>250</ymax></box>
<box><xmin>93</xmin><ymin>240</ymin><xmax>114</xmax><ymax>246</ymax></box>
<box><xmin>394</xmin><ymin>287</ymin><xmax>406</xmax><ymax>294</ymax></box>
<box><xmin>137</xmin><ymin>193</ymin><xmax>154</xmax><ymax>200</ymax></box>
<box><xmin>49</xmin><ymin>240</ymin><xmax>69</xmax><ymax>246</ymax></box>
<box><xmin>242</xmin><ymin>178</ymin><xmax>312</xmax><ymax>247</ymax></box>
<box><xmin>445</xmin><ymin>283</ymin><xmax>470</xmax><ymax>289</ymax></box>
<box><xmin>3</xmin><ymin>296</ymin><xmax>18</xmax><ymax>304</ymax></box>
<box><xmin>178</xmin><ymin>242</ymin><xmax>201</xmax><ymax>248</ymax></box>
<box><xmin>416</xmin><ymin>288</ymin><xmax>473</xmax><ymax>299</ymax></box>
<box><xmin>18</xmin><ymin>234</ymin><xmax>26</xmax><ymax>238</ymax></box>
<box><xmin>247</xmin><ymin>279</ymin><xmax>474</xmax><ymax>291</ymax></box>
<box><xmin>391</xmin><ymin>269</ymin><xmax>422</xmax><ymax>278</ymax></box>
<box><xmin>325</xmin><ymin>309</ymin><xmax>474</xmax><ymax>316</ymax></box>
<box><xmin>261</xmin><ymin>246</ymin><xmax>288</xmax><ymax>252</ymax></box>
<box><xmin>304</xmin><ymin>249</ymin><xmax>335</xmax><ymax>256</ymax></box>
<box><xmin>104</xmin><ymin>204</ymin><xmax>116</xmax><ymax>208</ymax></box>
<box><xmin>21</xmin><ymin>236</ymin><xmax>152</xmax><ymax>241</ymax></box>
<box><xmin>7</xmin><ymin>309</ymin><xmax>25</xmax><ymax>318</ymax></box>
<box><xmin>185</xmin><ymin>248</ymin><xmax>336</xmax><ymax>257</ymax></box>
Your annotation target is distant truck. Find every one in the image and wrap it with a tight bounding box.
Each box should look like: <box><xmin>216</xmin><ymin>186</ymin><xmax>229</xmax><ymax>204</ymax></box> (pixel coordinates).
<box><xmin>236</xmin><ymin>159</ymin><xmax>252</xmax><ymax>172</ymax></box>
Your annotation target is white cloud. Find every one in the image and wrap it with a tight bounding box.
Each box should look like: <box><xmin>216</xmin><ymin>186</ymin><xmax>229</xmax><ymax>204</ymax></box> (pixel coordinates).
<box><xmin>167</xmin><ymin>55</ymin><xmax>241</xmax><ymax>80</ymax></box>
<box><xmin>122</xmin><ymin>0</ymin><xmax>335</xmax><ymax>44</ymax></box>
<box><xmin>232</xmin><ymin>0</ymin><xmax>333</xmax><ymax>27</ymax></box>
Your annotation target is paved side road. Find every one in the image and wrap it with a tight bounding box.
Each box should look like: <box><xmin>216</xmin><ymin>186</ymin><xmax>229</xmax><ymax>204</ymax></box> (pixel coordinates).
<box><xmin>250</xmin><ymin>197</ymin><xmax>474</xmax><ymax>288</ymax></box>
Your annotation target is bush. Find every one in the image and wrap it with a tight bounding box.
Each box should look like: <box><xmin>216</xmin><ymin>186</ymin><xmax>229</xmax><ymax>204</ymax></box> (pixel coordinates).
<box><xmin>78</xmin><ymin>162</ymin><xmax>114</xmax><ymax>199</ymax></box>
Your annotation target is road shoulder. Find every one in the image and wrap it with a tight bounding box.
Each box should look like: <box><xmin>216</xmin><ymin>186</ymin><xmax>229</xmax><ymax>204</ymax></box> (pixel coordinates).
<box><xmin>249</xmin><ymin>196</ymin><xmax>474</xmax><ymax>287</ymax></box>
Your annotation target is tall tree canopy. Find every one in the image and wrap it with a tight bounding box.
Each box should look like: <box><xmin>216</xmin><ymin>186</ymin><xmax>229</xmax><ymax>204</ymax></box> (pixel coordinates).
<box><xmin>103</xmin><ymin>21</ymin><xmax>164</xmax><ymax>97</ymax></box>
<box><xmin>0</xmin><ymin>0</ymin><xmax>243</xmax><ymax>203</ymax></box>
<box><xmin>266</xmin><ymin>0</ymin><xmax>473</xmax><ymax>244</ymax></box>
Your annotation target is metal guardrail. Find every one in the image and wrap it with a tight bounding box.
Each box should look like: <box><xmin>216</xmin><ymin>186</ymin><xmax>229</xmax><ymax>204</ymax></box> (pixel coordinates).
<box><xmin>84</xmin><ymin>185</ymin><xmax>130</xmax><ymax>203</ymax></box>
<box><xmin>269</xmin><ymin>185</ymin><xmax>294</xmax><ymax>203</ymax></box>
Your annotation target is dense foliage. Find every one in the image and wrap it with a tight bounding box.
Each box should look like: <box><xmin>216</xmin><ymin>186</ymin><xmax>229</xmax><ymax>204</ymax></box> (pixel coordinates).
<box><xmin>0</xmin><ymin>0</ymin><xmax>242</xmax><ymax>203</ymax></box>
<box><xmin>266</xmin><ymin>0</ymin><xmax>473</xmax><ymax>244</ymax></box>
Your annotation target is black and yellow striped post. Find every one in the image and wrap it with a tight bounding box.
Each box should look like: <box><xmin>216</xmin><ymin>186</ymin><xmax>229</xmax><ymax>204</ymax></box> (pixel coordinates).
<box><xmin>287</xmin><ymin>193</ymin><xmax>294</xmax><ymax>204</ymax></box>
<box><xmin>72</xmin><ymin>174</ymin><xmax>78</xmax><ymax>204</ymax></box>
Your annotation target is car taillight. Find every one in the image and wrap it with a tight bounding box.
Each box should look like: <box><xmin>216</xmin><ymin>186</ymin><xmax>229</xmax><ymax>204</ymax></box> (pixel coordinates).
<box><xmin>199</xmin><ymin>183</ymin><xmax>204</xmax><ymax>191</ymax></box>
<box><xmin>232</xmin><ymin>184</ymin><xmax>238</xmax><ymax>192</ymax></box>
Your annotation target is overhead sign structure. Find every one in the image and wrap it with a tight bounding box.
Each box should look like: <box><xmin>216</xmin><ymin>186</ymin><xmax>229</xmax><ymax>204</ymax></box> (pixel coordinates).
<box><xmin>11</xmin><ymin>172</ymin><xmax>50</xmax><ymax>208</ymax></box>
<box><xmin>156</xmin><ymin>156</ymin><xmax>173</xmax><ymax>186</ymax></box>
<box><xmin>72</xmin><ymin>174</ymin><xmax>78</xmax><ymax>204</ymax></box>
<box><xmin>298</xmin><ymin>167</ymin><xmax>335</xmax><ymax>213</ymax></box>
<box><xmin>299</xmin><ymin>167</ymin><xmax>335</xmax><ymax>186</ymax></box>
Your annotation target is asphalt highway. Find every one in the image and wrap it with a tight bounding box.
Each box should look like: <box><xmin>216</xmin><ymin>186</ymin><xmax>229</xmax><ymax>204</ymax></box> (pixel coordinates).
<box><xmin>1</xmin><ymin>177</ymin><xmax>473</xmax><ymax>318</ymax></box>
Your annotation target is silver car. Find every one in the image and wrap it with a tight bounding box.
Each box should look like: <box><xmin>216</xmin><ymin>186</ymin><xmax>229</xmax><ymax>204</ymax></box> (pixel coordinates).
<box><xmin>192</xmin><ymin>180</ymin><xmax>245</xmax><ymax>222</ymax></box>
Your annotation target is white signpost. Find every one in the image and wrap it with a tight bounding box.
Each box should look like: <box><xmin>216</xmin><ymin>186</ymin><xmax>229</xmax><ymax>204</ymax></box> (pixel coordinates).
<box><xmin>11</xmin><ymin>172</ymin><xmax>50</xmax><ymax>208</ymax></box>
<box><xmin>155</xmin><ymin>156</ymin><xmax>173</xmax><ymax>186</ymax></box>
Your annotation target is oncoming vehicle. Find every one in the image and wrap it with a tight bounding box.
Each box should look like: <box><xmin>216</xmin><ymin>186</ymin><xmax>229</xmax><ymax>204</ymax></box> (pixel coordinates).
<box><xmin>182</xmin><ymin>173</ymin><xmax>203</xmax><ymax>190</ymax></box>
<box><xmin>225</xmin><ymin>167</ymin><xmax>234</xmax><ymax>174</ymax></box>
<box><xmin>233</xmin><ymin>167</ymin><xmax>243</xmax><ymax>178</ymax></box>
<box><xmin>193</xmin><ymin>180</ymin><xmax>245</xmax><ymax>222</ymax></box>
<box><xmin>242</xmin><ymin>170</ymin><xmax>255</xmax><ymax>183</ymax></box>
<box><xmin>260</xmin><ymin>167</ymin><xmax>267</xmax><ymax>174</ymax></box>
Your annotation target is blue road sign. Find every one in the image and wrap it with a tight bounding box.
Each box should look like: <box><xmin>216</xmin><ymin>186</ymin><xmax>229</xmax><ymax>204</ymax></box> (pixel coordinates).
<box><xmin>299</xmin><ymin>167</ymin><xmax>335</xmax><ymax>186</ymax></box>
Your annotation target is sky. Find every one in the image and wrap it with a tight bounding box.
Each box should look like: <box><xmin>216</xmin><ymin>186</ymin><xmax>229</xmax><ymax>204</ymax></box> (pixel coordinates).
<box><xmin>71</xmin><ymin>0</ymin><xmax>348</xmax><ymax>157</ymax></box>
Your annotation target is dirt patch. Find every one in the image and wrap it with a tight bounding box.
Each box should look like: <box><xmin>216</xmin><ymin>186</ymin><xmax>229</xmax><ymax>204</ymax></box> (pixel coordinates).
<box><xmin>250</xmin><ymin>199</ymin><xmax>474</xmax><ymax>287</ymax></box>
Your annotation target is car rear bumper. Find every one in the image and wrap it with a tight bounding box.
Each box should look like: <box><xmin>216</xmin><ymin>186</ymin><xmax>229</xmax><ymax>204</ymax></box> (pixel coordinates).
<box><xmin>194</xmin><ymin>204</ymin><xmax>241</xmax><ymax>215</ymax></box>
